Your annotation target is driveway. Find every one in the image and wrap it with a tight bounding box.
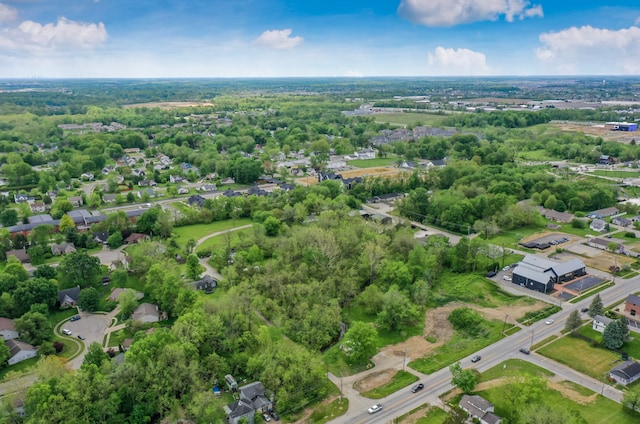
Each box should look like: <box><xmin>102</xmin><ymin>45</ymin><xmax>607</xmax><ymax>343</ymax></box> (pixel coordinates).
<box><xmin>59</xmin><ymin>312</ymin><xmax>113</xmax><ymax>369</ymax></box>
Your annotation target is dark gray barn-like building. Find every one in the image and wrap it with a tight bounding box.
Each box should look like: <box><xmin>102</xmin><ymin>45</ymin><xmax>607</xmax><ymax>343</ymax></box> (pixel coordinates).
<box><xmin>512</xmin><ymin>255</ymin><xmax>586</xmax><ymax>293</ymax></box>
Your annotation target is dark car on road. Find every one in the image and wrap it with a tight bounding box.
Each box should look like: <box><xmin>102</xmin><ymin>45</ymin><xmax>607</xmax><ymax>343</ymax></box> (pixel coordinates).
<box><xmin>70</xmin><ymin>315</ymin><xmax>81</xmax><ymax>322</ymax></box>
<box><xmin>471</xmin><ymin>355</ymin><xmax>481</xmax><ymax>363</ymax></box>
<box><xmin>581</xmin><ymin>308</ymin><xmax>589</xmax><ymax>313</ymax></box>
<box><xmin>77</xmin><ymin>335</ymin><xmax>86</xmax><ymax>340</ymax></box>
<box><xmin>485</xmin><ymin>271</ymin><xmax>497</xmax><ymax>278</ymax></box>
<box><xmin>411</xmin><ymin>383</ymin><xmax>424</xmax><ymax>393</ymax></box>
<box><xmin>519</xmin><ymin>347</ymin><xmax>530</xmax><ymax>354</ymax></box>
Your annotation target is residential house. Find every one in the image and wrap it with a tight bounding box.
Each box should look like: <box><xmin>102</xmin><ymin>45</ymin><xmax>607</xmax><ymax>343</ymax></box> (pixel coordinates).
<box><xmin>366</xmin><ymin>193</ymin><xmax>404</xmax><ymax>203</ymax></box>
<box><xmin>355</xmin><ymin>148</ymin><xmax>376</xmax><ymax>159</ymax></box>
<box><xmin>137</xmin><ymin>188</ymin><xmax>156</xmax><ymax>198</ymax></box>
<box><xmin>592</xmin><ymin>315</ymin><xmax>613</xmax><ymax>333</ymax></box>
<box><xmin>13</xmin><ymin>194</ymin><xmax>31</xmax><ymax>204</ymax></box>
<box><xmin>187</xmin><ymin>195</ymin><xmax>206</xmax><ymax>208</ymax></box>
<box><xmin>590</xmin><ymin>219</ymin><xmax>607</xmax><ymax>232</ymax></box>
<box><xmin>107</xmin><ymin>288</ymin><xmax>144</xmax><ymax>302</ymax></box>
<box><xmin>169</xmin><ymin>175</ymin><xmax>186</xmax><ymax>184</ymax></box>
<box><xmin>58</xmin><ymin>286</ymin><xmax>81</xmax><ymax>308</ymax></box>
<box><xmin>199</xmin><ymin>184</ymin><xmax>217</xmax><ymax>192</ymax></box>
<box><xmin>29</xmin><ymin>202</ymin><xmax>46</xmax><ymax>214</ymax></box>
<box><xmin>68</xmin><ymin>196</ymin><xmax>83</xmax><ymax>208</ymax></box>
<box><xmin>609</xmin><ymin>361</ymin><xmax>640</xmax><ymax>386</ymax></box>
<box><xmin>426</xmin><ymin>159</ymin><xmax>447</xmax><ymax>168</ymax></box>
<box><xmin>512</xmin><ymin>254</ymin><xmax>586</xmax><ymax>294</ymax></box>
<box><xmin>132</xmin><ymin>303</ymin><xmax>160</xmax><ymax>323</ymax></box>
<box><xmin>51</xmin><ymin>242</ymin><xmax>76</xmax><ymax>256</ymax></box>
<box><xmin>598</xmin><ymin>155</ymin><xmax>616</xmax><ymax>165</ymax></box>
<box><xmin>459</xmin><ymin>394</ymin><xmax>502</xmax><ymax>424</ymax></box>
<box><xmin>625</xmin><ymin>294</ymin><xmax>640</xmax><ymax>317</ymax></box>
<box><xmin>191</xmin><ymin>275</ymin><xmax>217</xmax><ymax>293</ymax></box>
<box><xmin>124</xmin><ymin>233</ymin><xmax>149</xmax><ymax>244</ymax></box>
<box><xmin>247</xmin><ymin>186</ymin><xmax>268</xmax><ymax>197</ymax></box>
<box><xmin>587</xmin><ymin>237</ymin><xmax>624</xmax><ymax>253</ymax></box>
<box><xmin>5</xmin><ymin>339</ymin><xmax>38</xmax><ymax>365</ymax></box>
<box><xmin>588</xmin><ymin>207</ymin><xmax>619</xmax><ymax>219</ymax></box>
<box><xmin>177</xmin><ymin>186</ymin><xmax>189</xmax><ymax>195</ymax></box>
<box><xmin>80</xmin><ymin>173</ymin><xmax>94</xmax><ymax>181</ymax></box>
<box><xmin>132</xmin><ymin>169</ymin><xmax>145</xmax><ymax>178</ymax></box>
<box><xmin>326</xmin><ymin>157</ymin><xmax>347</xmax><ymax>170</ymax></box>
<box><xmin>613</xmin><ymin>216</ymin><xmax>632</xmax><ymax>227</ymax></box>
<box><xmin>279</xmin><ymin>183</ymin><xmax>296</xmax><ymax>191</ymax></box>
<box><xmin>138</xmin><ymin>180</ymin><xmax>157</xmax><ymax>187</ymax></box>
<box><xmin>103</xmin><ymin>194</ymin><xmax>116</xmax><ymax>203</ymax></box>
<box><xmin>0</xmin><ymin>318</ymin><xmax>18</xmax><ymax>341</ymax></box>
<box><xmin>224</xmin><ymin>381</ymin><xmax>272</xmax><ymax>424</ymax></box>
<box><xmin>220</xmin><ymin>177</ymin><xmax>235</xmax><ymax>185</ymax></box>
<box><xmin>5</xmin><ymin>249</ymin><xmax>30</xmax><ymax>263</ymax></box>
<box><xmin>536</xmin><ymin>206</ymin><xmax>575</xmax><ymax>224</ymax></box>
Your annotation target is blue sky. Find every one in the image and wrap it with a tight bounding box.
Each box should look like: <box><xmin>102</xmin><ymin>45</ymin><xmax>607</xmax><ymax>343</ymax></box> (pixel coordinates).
<box><xmin>0</xmin><ymin>0</ymin><xmax>639</xmax><ymax>78</ymax></box>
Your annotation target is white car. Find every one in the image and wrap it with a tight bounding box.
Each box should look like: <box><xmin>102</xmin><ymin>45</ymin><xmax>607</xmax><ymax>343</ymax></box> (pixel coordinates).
<box><xmin>503</xmin><ymin>276</ymin><xmax>512</xmax><ymax>281</ymax></box>
<box><xmin>62</xmin><ymin>328</ymin><xmax>72</xmax><ymax>335</ymax></box>
<box><xmin>502</xmin><ymin>266</ymin><xmax>510</xmax><ymax>272</ymax></box>
<box><xmin>545</xmin><ymin>319</ymin><xmax>554</xmax><ymax>325</ymax></box>
<box><xmin>368</xmin><ymin>404</ymin><xmax>383</xmax><ymax>414</ymax></box>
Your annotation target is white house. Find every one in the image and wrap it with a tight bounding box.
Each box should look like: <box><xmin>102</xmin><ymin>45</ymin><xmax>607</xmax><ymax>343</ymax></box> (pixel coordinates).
<box><xmin>355</xmin><ymin>148</ymin><xmax>376</xmax><ymax>160</ymax></box>
<box><xmin>592</xmin><ymin>315</ymin><xmax>613</xmax><ymax>333</ymax></box>
<box><xmin>132</xmin><ymin>303</ymin><xmax>160</xmax><ymax>323</ymax></box>
<box><xmin>590</xmin><ymin>219</ymin><xmax>607</xmax><ymax>232</ymax></box>
<box><xmin>609</xmin><ymin>361</ymin><xmax>640</xmax><ymax>386</ymax></box>
<box><xmin>6</xmin><ymin>339</ymin><xmax>38</xmax><ymax>365</ymax></box>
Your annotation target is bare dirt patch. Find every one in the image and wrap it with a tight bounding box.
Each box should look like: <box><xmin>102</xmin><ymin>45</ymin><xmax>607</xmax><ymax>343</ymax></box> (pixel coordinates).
<box><xmin>353</xmin><ymin>369</ymin><xmax>396</xmax><ymax>393</ymax></box>
<box><xmin>379</xmin><ymin>300</ymin><xmax>544</xmax><ymax>363</ymax></box>
<box><xmin>553</xmin><ymin>122</ymin><xmax>636</xmax><ymax>144</ymax></box>
<box><xmin>548</xmin><ymin>379</ymin><xmax>598</xmax><ymax>405</ymax></box>
<box><xmin>295</xmin><ymin>166</ymin><xmax>405</xmax><ymax>186</ymax></box>
<box><xmin>122</xmin><ymin>101</ymin><xmax>214</xmax><ymax>110</ymax></box>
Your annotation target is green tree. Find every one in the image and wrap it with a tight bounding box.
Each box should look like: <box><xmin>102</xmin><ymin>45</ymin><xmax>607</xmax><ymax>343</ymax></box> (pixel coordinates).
<box><xmin>14</xmin><ymin>310</ymin><xmax>52</xmax><ymax>345</ymax></box>
<box><xmin>78</xmin><ymin>287</ymin><xmax>100</xmax><ymax>312</ymax></box>
<box><xmin>107</xmin><ymin>231</ymin><xmax>123</xmax><ymax>249</ymax></box>
<box><xmin>377</xmin><ymin>285</ymin><xmax>418</xmax><ymax>331</ymax></box>
<box><xmin>588</xmin><ymin>293</ymin><xmax>604</xmax><ymax>317</ymax></box>
<box><xmin>57</xmin><ymin>252</ymin><xmax>102</xmax><ymax>289</ymax></box>
<box><xmin>444</xmin><ymin>405</ymin><xmax>468</xmax><ymax>424</ymax></box>
<box><xmin>622</xmin><ymin>390</ymin><xmax>640</xmax><ymax>413</ymax></box>
<box><xmin>342</xmin><ymin>321</ymin><xmax>378</xmax><ymax>364</ymax></box>
<box><xmin>4</xmin><ymin>257</ymin><xmax>29</xmax><ymax>283</ymax></box>
<box><xmin>117</xmin><ymin>288</ymin><xmax>139</xmax><ymax>319</ymax></box>
<box><xmin>83</xmin><ymin>342</ymin><xmax>109</xmax><ymax>368</ymax></box>
<box><xmin>0</xmin><ymin>209</ymin><xmax>18</xmax><ymax>227</ymax></box>
<box><xmin>564</xmin><ymin>310</ymin><xmax>582</xmax><ymax>332</ymax></box>
<box><xmin>0</xmin><ymin>342</ymin><xmax>10</xmax><ymax>368</ymax></box>
<box><xmin>603</xmin><ymin>318</ymin><xmax>625</xmax><ymax>349</ymax></box>
<box><xmin>263</xmin><ymin>216</ymin><xmax>282</xmax><ymax>237</ymax></box>
<box><xmin>29</xmin><ymin>224</ymin><xmax>54</xmax><ymax>247</ymax></box>
<box><xmin>186</xmin><ymin>254</ymin><xmax>204</xmax><ymax>280</ymax></box>
<box><xmin>519</xmin><ymin>402</ymin><xmax>583</xmax><ymax>424</ymax></box>
<box><xmin>449</xmin><ymin>361</ymin><xmax>477</xmax><ymax>394</ymax></box>
<box><xmin>58</xmin><ymin>214</ymin><xmax>76</xmax><ymax>234</ymax></box>
<box><xmin>11</xmin><ymin>278</ymin><xmax>58</xmax><ymax>316</ymax></box>
<box><xmin>33</xmin><ymin>264</ymin><xmax>56</xmax><ymax>280</ymax></box>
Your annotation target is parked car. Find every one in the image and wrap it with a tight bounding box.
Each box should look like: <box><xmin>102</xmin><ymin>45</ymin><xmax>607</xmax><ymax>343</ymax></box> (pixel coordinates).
<box><xmin>502</xmin><ymin>266</ymin><xmax>510</xmax><ymax>272</ymax></box>
<box><xmin>503</xmin><ymin>276</ymin><xmax>512</xmax><ymax>281</ymax></box>
<box><xmin>411</xmin><ymin>383</ymin><xmax>425</xmax><ymax>393</ymax></box>
<box><xmin>471</xmin><ymin>355</ymin><xmax>481</xmax><ymax>363</ymax></box>
<box><xmin>486</xmin><ymin>271</ymin><xmax>497</xmax><ymax>278</ymax></box>
<box><xmin>70</xmin><ymin>315</ymin><xmax>81</xmax><ymax>322</ymax></box>
<box><xmin>77</xmin><ymin>335</ymin><xmax>86</xmax><ymax>340</ymax></box>
<box><xmin>263</xmin><ymin>413</ymin><xmax>271</xmax><ymax>422</ymax></box>
<box><xmin>519</xmin><ymin>347</ymin><xmax>530</xmax><ymax>354</ymax></box>
<box><xmin>270</xmin><ymin>412</ymin><xmax>280</xmax><ymax>421</ymax></box>
<box><xmin>62</xmin><ymin>329</ymin><xmax>72</xmax><ymax>336</ymax></box>
<box><xmin>581</xmin><ymin>308</ymin><xmax>589</xmax><ymax>313</ymax></box>
<box><xmin>368</xmin><ymin>404</ymin><xmax>383</xmax><ymax>414</ymax></box>
<box><xmin>545</xmin><ymin>319</ymin><xmax>554</xmax><ymax>325</ymax></box>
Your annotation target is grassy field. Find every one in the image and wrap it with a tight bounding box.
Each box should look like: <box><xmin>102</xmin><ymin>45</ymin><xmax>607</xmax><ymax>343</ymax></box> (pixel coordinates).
<box><xmin>0</xmin><ymin>357</ymin><xmax>39</xmax><ymax>381</ymax></box>
<box><xmin>347</xmin><ymin>158</ymin><xmax>397</xmax><ymax>168</ymax></box>
<box><xmin>590</xmin><ymin>170</ymin><xmax>640</xmax><ymax>178</ymax></box>
<box><xmin>415</xmin><ymin>407</ymin><xmax>448</xmax><ymax>424</ymax></box>
<box><xmin>172</xmin><ymin>218</ymin><xmax>252</xmax><ymax>246</ymax></box>
<box><xmin>305</xmin><ymin>397</ymin><xmax>349</xmax><ymax>424</ymax></box>
<box><xmin>516</xmin><ymin>149</ymin><xmax>561</xmax><ymax>162</ymax></box>
<box><xmin>479</xmin><ymin>359</ymin><xmax>554</xmax><ymax>383</ymax></box>
<box><xmin>373</xmin><ymin>112</ymin><xmax>446</xmax><ymax>127</ymax></box>
<box><xmin>195</xmin><ymin>227</ymin><xmax>254</xmax><ymax>254</ymax></box>
<box><xmin>343</xmin><ymin>304</ymin><xmax>425</xmax><ymax>347</ymax></box>
<box><xmin>361</xmin><ymin>370</ymin><xmax>419</xmax><ymax>399</ymax></box>
<box><xmin>538</xmin><ymin>334</ymin><xmax>619</xmax><ymax>379</ymax></box>
<box><xmin>170</xmin><ymin>201</ymin><xmax>195</xmax><ymax>214</ymax></box>
<box><xmin>430</xmin><ymin>273</ymin><xmax>532</xmax><ymax>308</ymax></box>
<box><xmin>409</xmin><ymin>320</ymin><xmax>505</xmax><ymax>374</ymax></box>
<box><xmin>517</xmin><ymin>305</ymin><xmax>562</xmax><ymax>326</ymax></box>
<box><xmin>480</xmin><ymin>380</ymin><xmax>639</xmax><ymax>424</ymax></box>
<box><xmin>578</xmin><ymin>325</ymin><xmax>640</xmax><ymax>359</ymax></box>
<box><xmin>485</xmin><ymin>226</ymin><xmax>546</xmax><ymax>251</ymax></box>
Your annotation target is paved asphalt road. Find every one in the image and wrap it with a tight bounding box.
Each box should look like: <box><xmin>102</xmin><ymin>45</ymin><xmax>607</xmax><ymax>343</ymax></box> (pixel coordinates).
<box><xmin>330</xmin><ymin>271</ymin><xmax>637</xmax><ymax>424</ymax></box>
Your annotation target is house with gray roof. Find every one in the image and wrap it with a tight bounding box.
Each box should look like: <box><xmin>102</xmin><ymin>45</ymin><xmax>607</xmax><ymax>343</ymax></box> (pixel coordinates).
<box><xmin>5</xmin><ymin>339</ymin><xmax>38</xmax><ymax>365</ymax></box>
<box><xmin>224</xmin><ymin>381</ymin><xmax>272</xmax><ymax>424</ymax></box>
<box><xmin>590</xmin><ymin>218</ymin><xmax>607</xmax><ymax>232</ymax></box>
<box><xmin>459</xmin><ymin>394</ymin><xmax>501</xmax><ymax>424</ymax></box>
<box><xmin>0</xmin><ymin>318</ymin><xmax>18</xmax><ymax>341</ymax></box>
<box><xmin>58</xmin><ymin>285</ymin><xmax>81</xmax><ymax>308</ymax></box>
<box><xmin>592</xmin><ymin>315</ymin><xmax>613</xmax><ymax>333</ymax></box>
<box><xmin>5</xmin><ymin>249</ymin><xmax>30</xmax><ymax>264</ymax></box>
<box><xmin>609</xmin><ymin>361</ymin><xmax>640</xmax><ymax>386</ymax></box>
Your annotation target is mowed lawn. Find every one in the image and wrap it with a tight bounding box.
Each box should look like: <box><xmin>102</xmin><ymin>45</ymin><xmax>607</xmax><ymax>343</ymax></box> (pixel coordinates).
<box><xmin>195</xmin><ymin>228</ymin><xmax>254</xmax><ymax>254</ymax></box>
<box><xmin>538</xmin><ymin>335</ymin><xmax>619</xmax><ymax>379</ymax></box>
<box><xmin>172</xmin><ymin>218</ymin><xmax>252</xmax><ymax>246</ymax></box>
<box><xmin>373</xmin><ymin>112</ymin><xmax>446</xmax><ymax>127</ymax></box>
<box><xmin>347</xmin><ymin>158</ymin><xmax>397</xmax><ymax>168</ymax></box>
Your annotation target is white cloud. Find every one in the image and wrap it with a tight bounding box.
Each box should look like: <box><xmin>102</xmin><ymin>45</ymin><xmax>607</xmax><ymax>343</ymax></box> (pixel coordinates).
<box><xmin>0</xmin><ymin>3</ymin><xmax>17</xmax><ymax>23</ymax></box>
<box><xmin>635</xmin><ymin>16</ymin><xmax>640</xmax><ymax>25</ymax></box>
<box><xmin>397</xmin><ymin>0</ymin><xmax>543</xmax><ymax>27</ymax></box>
<box><xmin>345</xmin><ymin>70</ymin><xmax>364</xmax><ymax>77</ymax></box>
<box><xmin>0</xmin><ymin>17</ymin><xmax>107</xmax><ymax>52</ymax></box>
<box><xmin>254</xmin><ymin>29</ymin><xmax>303</xmax><ymax>50</ymax></box>
<box><xmin>536</xmin><ymin>25</ymin><xmax>640</xmax><ymax>74</ymax></box>
<box><xmin>427</xmin><ymin>46</ymin><xmax>491</xmax><ymax>75</ymax></box>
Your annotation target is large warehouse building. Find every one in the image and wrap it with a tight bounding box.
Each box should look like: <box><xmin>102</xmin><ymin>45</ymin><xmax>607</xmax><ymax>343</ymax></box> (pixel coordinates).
<box><xmin>512</xmin><ymin>255</ymin><xmax>586</xmax><ymax>293</ymax></box>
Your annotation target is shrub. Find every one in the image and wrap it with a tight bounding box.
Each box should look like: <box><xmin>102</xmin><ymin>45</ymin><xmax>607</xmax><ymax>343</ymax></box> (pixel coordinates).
<box><xmin>448</xmin><ymin>307</ymin><xmax>487</xmax><ymax>337</ymax></box>
<box><xmin>625</xmin><ymin>232</ymin><xmax>636</xmax><ymax>238</ymax></box>
<box><xmin>571</xmin><ymin>218</ymin><xmax>587</xmax><ymax>229</ymax></box>
<box><xmin>53</xmin><ymin>341</ymin><xmax>64</xmax><ymax>353</ymax></box>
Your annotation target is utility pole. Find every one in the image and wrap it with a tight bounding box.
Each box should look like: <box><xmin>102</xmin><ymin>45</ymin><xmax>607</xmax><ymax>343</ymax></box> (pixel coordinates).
<box><xmin>530</xmin><ymin>329</ymin><xmax>534</xmax><ymax>349</ymax></box>
<box><xmin>502</xmin><ymin>314</ymin><xmax>509</xmax><ymax>334</ymax></box>
<box><xmin>403</xmin><ymin>348</ymin><xmax>407</xmax><ymax>372</ymax></box>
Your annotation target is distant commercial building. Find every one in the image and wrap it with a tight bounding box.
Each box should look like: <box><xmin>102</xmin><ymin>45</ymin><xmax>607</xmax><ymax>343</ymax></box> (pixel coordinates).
<box><xmin>512</xmin><ymin>254</ymin><xmax>586</xmax><ymax>293</ymax></box>
<box><xmin>605</xmin><ymin>122</ymin><xmax>638</xmax><ymax>132</ymax></box>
